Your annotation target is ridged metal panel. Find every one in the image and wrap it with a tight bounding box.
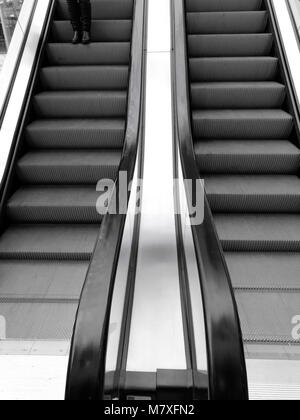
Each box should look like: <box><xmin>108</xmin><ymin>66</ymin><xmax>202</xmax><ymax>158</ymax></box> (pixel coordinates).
<box><xmin>191</xmin><ymin>82</ymin><xmax>286</xmax><ymax>109</ymax></box>
<box><xmin>195</xmin><ymin>140</ymin><xmax>300</xmax><ymax>174</ymax></box>
<box><xmin>189</xmin><ymin>57</ymin><xmax>279</xmax><ymax>82</ymax></box>
<box><xmin>26</xmin><ymin>119</ymin><xmax>125</xmax><ymax>149</ymax></box>
<box><xmin>33</xmin><ymin>91</ymin><xmax>127</xmax><ymax>118</ymax></box>
<box><xmin>56</xmin><ymin>0</ymin><xmax>134</xmax><ymax>21</ymax></box>
<box><xmin>17</xmin><ymin>150</ymin><xmax>121</xmax><ymax>184</ymax></box>
<box><xmin>188</xmin><ymin>33</ymin><xmax>273</xmax><ymax>57</ymax></box>
<box><xmin>186</xmin><ymin>0</ymin><xmax>263</xmax><ymax>13</ymax></box>
<box><xmin>40</xmin><ymin>66</ymin><xmax>129</xmax><ymax>91</ymax></box>
<box><xmin>186</xmin><ymin>11</ymin><xmax>268</xmax><ymax>34</ymax></box>
<box><xmin>51</xmin><ymin>20</ymin><xmax>132</xmax><ymax>43</ymax></box>
<box><xmin>46</xmin><ymin>42</ymin><xmax>130</xmax><ymax>66</ymax></box>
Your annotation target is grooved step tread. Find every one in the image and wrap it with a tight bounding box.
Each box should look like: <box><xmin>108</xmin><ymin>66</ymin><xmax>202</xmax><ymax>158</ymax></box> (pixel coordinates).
<box><xmin>40</xmin><ymin>66</ymin><xmax>129</xmax><ymax>91</ymax></box>
<box><xmin>215</xmin><ymin>214</ymin><xmax>300</xmax><ymax>251</ymax></box>
<box><xmin>235</xmin><ymin>292</ymin><xmax>300</xmax><ymax>344</ymax></box>
<box><xmin>205</xmin><ymin>175</ymin><xmax>300</xmax><ymax>213</ymax></box>
<box><xmin>189</xmin><ymin>57</ymin><xmax>278</xmax><ymax>82</ymax></box>
<box><xmin>56</xmin><ymin>0</ymin><xmax>134</xmax><ymax>20</ymax></box>
<box><xmin>226</xmin><ymin>252</ymin><xmax>300</xmax><ymax>290</ymax></box>
<box><xmin>0</xmin><ymin>225</ymin><xmax>99</xmax><ymax>259</ymax></box>
<box><xmin>188</xmin><ymin>33</ymin><xmax>273</xmax><ymax>57</ymax></box>
<box><xmin>186</xmin><ymin>0</ymin><xmax>263</xmax><ymax>12</ymax></box>
<box><xmin>52</xmin><ymin>20</ymin><xmax>132</xmax><ymax>43</ymax></box>
<box><xmin>195</xmin><ymin>140</ymin><xmax>300</xmax><ymax>174</ymax></box>
<box><xmin>0</xmin><ymin>261</ymin><xmax>89</xmax><ymax>299</ymax></box>
<box><xmin>26</xmin><ymin>119</ymin><xmax>125</xmax><ymax>149</ymax></box>
<box><xmin>33</xmin><ymin>91</ymin><xmax>127</xmax><ymax>118</ymax></box>
<box><xmin>7</xmin><ymin>187</ymin><xmax>106</xmax><ymax>223</ymax></box>
<box><xmin>193</xmin><ymin>109</ymin><xmax>293</xmax><ymax>140</ymax></box>
<box><xmin>191</xmin><ymin>82</ymin><xmax>286</xmax><ymax>109</ymax></box>
<box><xmin>186</xmin><ymin>11</ymin><xmax>268</xmax><ymax>34</ymax></box>
<box><xmin>46</xmin><ymin>43</ymin><xmax>130</xmax><ymax>66</ymax></box>
<box><xmin>17</xmin><ymin>150</ymin><xmax>122</xmax><ymax>184</ymax></box>
<box><xmin>0</xmin><ymin>301</ymin><xmax>79</xmax><ymax>340</ymax></box>
<box><xmin>206</xmin><ymin>175</ymin><xmax>300</xmax><ymax>195</ymax></box>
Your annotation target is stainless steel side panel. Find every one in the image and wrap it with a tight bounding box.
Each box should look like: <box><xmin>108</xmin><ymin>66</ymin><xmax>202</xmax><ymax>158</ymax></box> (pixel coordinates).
<box><xmin>126</xmin><ymin>0</ymin><xmax>187</xmax><ymax>373</ymax></box>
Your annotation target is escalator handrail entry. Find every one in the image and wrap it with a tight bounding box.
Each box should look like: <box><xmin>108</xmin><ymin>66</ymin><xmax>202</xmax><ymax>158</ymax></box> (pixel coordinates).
<box><xmin>171</xmin><ymin>0</ymin><xmax>249</xmax><ymax>400</ymax></box>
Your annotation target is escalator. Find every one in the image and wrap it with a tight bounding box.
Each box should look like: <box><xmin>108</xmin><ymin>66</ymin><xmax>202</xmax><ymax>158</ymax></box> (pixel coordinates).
<box><xmin>0</xmin><ymin>0</ymin><xmax>134</xmax><ymax>383</ymax></box>
<box><xmin>184</xmin><ymin>0</ymin><xmax>300</xmax><ymax>374</ymax></box>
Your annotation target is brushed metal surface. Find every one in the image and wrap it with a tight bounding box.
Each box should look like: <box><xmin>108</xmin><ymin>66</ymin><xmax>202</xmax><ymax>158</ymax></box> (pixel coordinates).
<box><xmin>126</xmin><ymin>0</ymin><xmax>187</xmax><ymax>373</ymax></box>
<box><xmin>0</xmin><ymin>0</ymin><xmax>36</xmax><ymax>114</ymax></box>
<box><xmin>0</xmin><ymin>0</ymin><xmax>51</xmax><ymax>182</ymax></box>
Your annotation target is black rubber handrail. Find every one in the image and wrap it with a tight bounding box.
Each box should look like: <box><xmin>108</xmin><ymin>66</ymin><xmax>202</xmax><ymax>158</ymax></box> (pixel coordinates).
<box><xmin>171</xmin><ymin>0</ymin><xmax>249</xmax><ymax>400</ymax></box>
<box><xmin>65</xmin><ymin>0</ymin><xmax>146</xmax><ymax>401</ymax></box>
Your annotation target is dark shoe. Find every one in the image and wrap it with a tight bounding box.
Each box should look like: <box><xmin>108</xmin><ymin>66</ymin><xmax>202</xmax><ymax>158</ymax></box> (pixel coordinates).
<box><xmin>72</xmin><ymin>31</ymin><xmax>81</xmax><ymax>44</ymax></box>
<box><xmin>82</xmin><ymin>31</ymin><xmax>91</xmax><ymax>45</ymax></box>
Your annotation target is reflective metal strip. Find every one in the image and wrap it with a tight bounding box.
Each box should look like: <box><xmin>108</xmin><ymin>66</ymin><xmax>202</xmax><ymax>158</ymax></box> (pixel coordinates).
<box><xmin>105</xmin><ymin>142</ymin><xmax>142</xmax><ymax>373</ymax></box>
<box><xmin>0</xmin><ymin>0</ymin><xmax>52</xmax><ymax>183</ymax></box>
<box><xmin>274</xmin><ymin>1</ymin><xmax>300</xmax><ymax>102</ymax></box>
<box><xmin>288</xmin><ymin>0</ymin><xmax>300</xmax><ymax>32</ymax></box>
<box><xmin>176</xmin><ymin>141</ymin><xmax>208</xmax><ymax>373</ymax></box>
<box><xmin>0</xmin><ymin>0</ymin><xmax>36</xmax><ymax>115</ymax></box>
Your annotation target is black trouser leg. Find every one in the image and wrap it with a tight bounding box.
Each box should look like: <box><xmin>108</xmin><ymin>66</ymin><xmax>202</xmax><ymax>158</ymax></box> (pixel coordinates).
<box><xmin>79</xmin><ymin>0</ymin><xmax>91</xmax><ymax>32</ymax></box>
<box><xmin>67</xmin><ymin>0</ymin><xmax>81</xmax><ymax>31</ymax></box>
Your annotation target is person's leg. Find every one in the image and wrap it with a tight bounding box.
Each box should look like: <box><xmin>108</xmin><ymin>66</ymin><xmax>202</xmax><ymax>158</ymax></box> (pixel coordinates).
<box><xmin>67</xmin><ymin>0</ymin><xmax>81</xmax><ymax>43</ymax></box>
<box><xmin>67</xmin><ymin>0</ymin><xmax>81</xmax><ymax>31</ymax></box>
<box><xmin>79</xmin><ymin>0</ymin><xmax>91</xmax><ymax>44</ymax></box>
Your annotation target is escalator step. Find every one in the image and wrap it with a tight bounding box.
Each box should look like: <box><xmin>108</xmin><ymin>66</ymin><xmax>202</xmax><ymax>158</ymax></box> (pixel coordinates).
<box><xmin>0</xmin><ymin>301</ymin><xmax>78</xmax><ymax>340</ymax></box>
<box><xmin>186</xmin><ymin>11</ymin><xmax>268</xmax><ymax>34</ymax></box>
<box><xmin>40</xmin><ymin>66</ymin><xmax>129</xmax><ymax>91</ymax></box>
<box><xmin>7</xmin><ymin>187</ymin><xmax>106</xmax><ymax>223</ymax></box>
<box><xmin>235</xmin><ymin>291</ymin><xmax>300</xmax><ymax>344</ymax></box>
<box><xmin>46</xmin><ymin>43</ymin><xmax>130</xmax><ymax>66</ymax></box>
<box><xmin>0</xmin><ymin>225</ymin><xmax>99</xmax><ymax>260</ymax></box>
<box><xmin>33</xmin><ymin>91</ymin><xmax>127</xmax><ymax>118</ymax></box>
<box><xmin>195</xmin><ymin>140</ymin><xmax>300</xmax><ymax>174</ymax></box>
<box><xmin>226</xmin><ymin>252</ymin><xmax>300</xmax><ymax>290</ymax></box>
<box><xmin>51</xmin><ymin>20</ymin><xmax>132</xmax><ymax>43</ymax></box>
<box><xmin>206</xmin><ymin>175</ymin><xmax>300</xmax><ymax>213</ymax></box>
<box><xmin>193</xmin><ymin>110</ymin><xmax>293</xmax><ymax>139</ymax></box>
<box><xmin>17</xmin><ymin>150</ymin><xmax>121</xmax><ymax>184</ymax></box>
<box><xmin>188</xmin><ymin>34</ymin><xmax>273</xmax><ymax>57</ymax></box>
<box><xmin>189</xmin><ymin>57</ymin><xmax>278</xmax><ymax>82</ymax></box>
<box><xmin>56</xmin><ymin>0</ymin><xmax>134</xmax><ymax>21</ymax></box>
<box><xmin>186</xmin><ymin>0</ymin><xmax>263</xmax><ymax>12</ymax></box>
<box><xmin>0</xmin><ymin>260</ymin><xmax>88</xmax><ymax>300</ymax></box>
<box><xmin>215</xmin><ymin>214</ymin><xmax>300</xmax><ymax>251</ymax></box>
<box><xmin>191</xmin><ymin>82</ymin><xmax>286</xmax><ymax>109</ymax></box>
<box><xmin>26</xmin><ymin>119</ymin><xmax>125</xmax><ymax>149</ymax></box>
